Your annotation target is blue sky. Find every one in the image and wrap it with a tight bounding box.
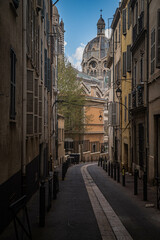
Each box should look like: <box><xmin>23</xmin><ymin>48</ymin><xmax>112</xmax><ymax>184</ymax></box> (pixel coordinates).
<box><xmin>54</xmin><ymin>0</ymin><xmax>121</xmax><ymax>70</ymax></box>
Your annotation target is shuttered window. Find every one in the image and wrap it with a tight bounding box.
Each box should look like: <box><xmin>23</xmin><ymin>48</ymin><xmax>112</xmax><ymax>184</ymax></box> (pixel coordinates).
<box><xmin>128</xmin><ymin>94</ymin><xmax>131</xmax><ymax>120</ymax></box>
<box><xmin>124</xmin><ymin>96</ymin><xmax>127</xmax><ymax>122</ymax></box>
<box><xmin>34</xmin><ymin>78</ymin><xmax>39</xmax><ymax>134</ymax></box>
<box><xmin>156</xmin><ymin>9</ymin><xmax>160</xmax><ymax>68</ymax></box>
<box><xmin>122</xmin><ymin>8</ymin><xmax>126</xmax><ymax>35</ymax></box>
<box><xmin>127</xmin><ymin>45</ymin><xmax>131</xmax><ymax>72</ymax></box>
<box><xmin>10</xmin><ymin>48</ymin><xmax>16</xmax><ymax>120</ymax></box>
<box><xmin>140</xmin><ymin>57</ymin><xmax>143</xmax><ymax>82</ymax></box>
<box><xmin>44</xmin><ymin>49</ymin><xmax>48</xmax><ymax>88</ymax></box>
<box><xmin>39</xmin><ymin>85</ymin><xmax>42</xmax><ymax>134</ymax></box>
<box><xmin>151</xmin><ymin>29</ymin><xmax>155</xmax><ymax>75</ymax></box>
<box><xmin>115</xmin><ymin>30</ymin><xmax>117</xmax><ymax>50</ymax></box>
<box><xmin>119</xmin><ymin>22</ymin><xmax>121</xmax><ymax>43</ymax></box>
<box><xmin>123</xmin><ymin>51</ymin><xmax>127</xmax><ymax>77</ymax></box>
<box><xmin>128</xmin><ymin>2</ymin><xmax>131</xmax><ymax>30</ymax></box>
<box><xmin>27</xmin><ymin>70</ymin><xmax>34</xmax><ymax>134</ymax></box>
<box><xmin>47</xmin><ymin>58</ymin><xmax>51</xmax><ymax>92</ymax></box>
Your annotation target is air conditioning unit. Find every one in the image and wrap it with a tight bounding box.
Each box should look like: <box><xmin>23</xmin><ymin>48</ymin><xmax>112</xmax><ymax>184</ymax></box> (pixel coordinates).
<box><xmin>37</xmin><ymin>0</ymin><xmax>42</xmax><ymax>11</ymax></box>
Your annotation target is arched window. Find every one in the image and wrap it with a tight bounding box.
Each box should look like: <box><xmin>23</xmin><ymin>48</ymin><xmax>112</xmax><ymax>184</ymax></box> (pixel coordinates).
<box><xmin>94</xmin><ymin>70</ymin><xmax>97</xmax><ymax>76</ymax></box>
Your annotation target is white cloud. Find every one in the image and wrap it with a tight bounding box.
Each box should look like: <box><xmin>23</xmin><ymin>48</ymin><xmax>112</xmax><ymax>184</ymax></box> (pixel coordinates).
<box><xmin>105</xmin><ymin>28</ymin><xmax>112</xmax><ymax>39</ymax></box>
<box><xmin>67</xmin><ymin>43</ymin><xmax>85</xmax><ymax>71</ymax></box>
<box><xmin>64</xmin><ymin>41</ymin><xmax>67</xmax><ymax>53</ymax></box>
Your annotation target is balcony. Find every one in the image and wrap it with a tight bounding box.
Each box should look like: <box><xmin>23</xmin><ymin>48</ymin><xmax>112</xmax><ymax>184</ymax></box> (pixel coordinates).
<box><xmin>137</xmin><ymin>85</ymin><xmax>144</xmax><ymax>106</ymax></box>
<box><xmin>132</xmin><ymin>85</ymin><xmax>145</xmax><ymax>110</ymax></box>
<box><xmin>131</xmin><ymin>11</ymin><xmax>145</xmax><ymax>51</ymax></box>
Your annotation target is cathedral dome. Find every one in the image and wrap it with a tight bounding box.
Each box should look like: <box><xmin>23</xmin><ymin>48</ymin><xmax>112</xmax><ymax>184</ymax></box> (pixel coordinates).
<box><xmin>97</xmin><ymin>15</ymin><xmax>105</xmax><ymax>25</ymax></box>
<box><xmin>81</xmin><ymin>13</ymin><xmax>109</xmax><ymax>82</ymax></box>
<box><xmin>82</xmin><ymin>35</ymin><xmax>109</xmax><ymax>61</ymax></box>
<box><xmin>52</xmin><ymin>5</ymin><xmax>59</xmax><ymax>16</ymax></box>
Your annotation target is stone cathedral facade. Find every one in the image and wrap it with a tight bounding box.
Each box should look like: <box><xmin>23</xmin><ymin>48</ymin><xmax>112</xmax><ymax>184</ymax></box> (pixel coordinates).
<box><xmin>81</xmin><ymin>14</ymin><xmax>110</xmax><ymax>89</ymax></box>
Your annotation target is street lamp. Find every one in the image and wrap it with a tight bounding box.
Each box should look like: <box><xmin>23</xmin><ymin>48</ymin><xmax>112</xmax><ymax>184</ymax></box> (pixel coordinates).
<box><xmin>116</xmin><ymin>87</ymin><xmax>122</xmax><ymax>100</ymax></box>
<box><xmin>99</xmin><ymin>113</ymin><xmax>103</xmax><ymax>121</ymax></box>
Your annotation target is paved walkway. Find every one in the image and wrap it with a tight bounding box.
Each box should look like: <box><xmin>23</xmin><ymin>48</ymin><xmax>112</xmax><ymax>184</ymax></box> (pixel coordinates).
<box><xmin>0</xmin><ymin>162</ymin><xmax>160</xmax><ymax>240</ymax></box>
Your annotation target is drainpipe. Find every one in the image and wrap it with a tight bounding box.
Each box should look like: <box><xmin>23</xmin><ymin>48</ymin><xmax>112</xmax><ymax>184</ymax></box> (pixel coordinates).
<box><xmin>146</xmin><ymin>0</ymin><xmax>149</xmax><ymax>177</ymax></box>
<box><xmin>22</xmin><ymin>0</ymin><xmax>27</xmax><ymax>194</ymax></box>
<box><xmin>113</xmin><ymin>29</ymin><xmax>115</xmax><ymax>163</ymax></box>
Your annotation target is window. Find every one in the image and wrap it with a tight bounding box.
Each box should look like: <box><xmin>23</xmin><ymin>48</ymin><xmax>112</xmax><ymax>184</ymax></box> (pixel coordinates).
<box><xmin>12</xmin><ymin>0</ymin><xmax>19</xmax><ymax>9</ymax></box>
<box><xmin>115</xmin><ymin>30</ymin><xmax>117</xmax><ymax>50</ymax></box>
<box><xmin>128</xmin><ymin>2</ymin><xmax>131</xmax><ymax>30</ymax></box>
<box><xmin>128</xmin><ymin>93</ymin><xmax>131</xmax><ymax>120</ymax></box>
<box><xmin>156</xmin><ymin>9</ymin><xmax>160</xmax><ymax>68</ymax></box>
<box><xmin>124</xmin><ymin>96</ymin><xmax>127</xmax><ymax>122</ymax></box>
<box><xmin>123</xmin><ymin>51</ymin><xmax>127</xmax><ymax>77</ymax></box>
<box><xmin>140</xmin><ymin>0</ymin><xmax>144</xmax><ymax>13</ymax></box>
<box><xmin>122</xmin><ymin>8</ymin><xmax>126</xmax><ymax>35</ymax></box>
<box><xmin>127</xmin><ymin>45</ymin><xmax>131</xmax><ymax>72</ymax></box>
<box><xmin>10</xmin><ymin>48</ymin><xmax>16</xmax><ymax>120</ymax></box>
<box><xmin>151</xmin><ymin>29</ymin><xmax>155</xmax><ymax>74</ymax></box>
<box><xmin>119</xmin><ymin>22</ymin><xmax>121</xmax><ymax>42</ymax></box>
<box><xmin>140</xmin><ymin>57</ymin><xmax>143</xmax><ymax>82</ymax></box>
<box><xmin>44</xmin><ymin>48</ymin><xmax>48</xmax><ymax>87</ymax></box>
<box><xmin>134</xmin><ymin>63</ymin><xmax>137</xmax><ymax>87</ymax></box>
<box><xmin>27</xmin><ymin>70</ymin><xmax>34</xmax><ymax>135</ymax></box>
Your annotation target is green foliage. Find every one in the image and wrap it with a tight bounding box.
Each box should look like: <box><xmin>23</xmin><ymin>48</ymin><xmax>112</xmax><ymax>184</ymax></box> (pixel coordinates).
<box><xmin>58</xmin><ymin>59</ymin><xmax>86</xmax><ymax>134</ymax></box>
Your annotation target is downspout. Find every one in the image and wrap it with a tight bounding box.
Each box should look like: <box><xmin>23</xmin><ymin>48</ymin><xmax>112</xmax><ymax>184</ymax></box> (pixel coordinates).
<box><xmin>113</xmin><ymin>29</ymin><xmax>115</xmax><ymax>163</ymax></box>
<box><xmin>22</xmin><ymin>0</ymin><xmax>27</xmax><ymax>194</ymax></box>
<box><xmin>146</xmin><ymin>0</ymin><xmax>149</xmax><ymax>176</ymax></box>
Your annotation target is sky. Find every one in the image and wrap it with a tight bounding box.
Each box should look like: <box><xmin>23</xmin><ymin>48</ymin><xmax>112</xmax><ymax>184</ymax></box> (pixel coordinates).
<box><xmin>54</xmin><ymin>0</ymin><xmax>121</xmax><ymax>71</ymax></box>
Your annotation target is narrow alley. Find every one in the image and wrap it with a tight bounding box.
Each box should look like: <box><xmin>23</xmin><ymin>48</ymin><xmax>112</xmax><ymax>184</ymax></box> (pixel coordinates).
<box><xmin>2</xmin><ymin>163</ymin><xmax>160</xmax><ymax>240</ymax></box>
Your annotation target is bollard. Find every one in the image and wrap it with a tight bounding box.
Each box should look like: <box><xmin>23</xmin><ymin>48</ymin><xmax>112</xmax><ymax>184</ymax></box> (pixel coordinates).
<box><xmin>98</xmin><ymin>158</ymin><xmax>100</xmax><ymax>166</ymax></box>
<box><xmin>111</xmin><ymin>163</ymin><xmax>113</xmax><ymax>178</ymax></box>
<box><xmin>106</xmin><ymin>161</ymin><xmax>108</xmax><ymax>172</ymax></box>
<box><xmin>53</xmin><ymin>171</ymin><xmax>59</xmax><ymax>199</ymax></box>
<box><xmin>122</xmin><ymin>166</ymin><xmax>125</xmax><ymax>186</ymax></box>
<box><xmin>114</xmin><ymin>164</ymin><xmax>116</xmax><ymax>181</ymax></box>
<box><xmin>39</xmin><ymin>180</ymin><xmax>45</xmax><ymax>227</ymax></box>
<box><xmin>100</xmin><ymin>157</ymin><xmax>102</xmax><ymax>167</ymax></box>
<box><xmin>143</xmin><ymin>171</ymin><xmax>147</xmax><ymax>201</ymax></box>
<box><xmin>117</xmin><ymin>163</ymin><xmax>120</xmax><ymax>183</ymax></box>
<box><xmin>47</xmin><ymin>177</ymin><xmax>52</xmax><ymax>211</ymax></box>
<box><xmin>103</xmin><ymin>160</ymin><xmax>105</xmax><ymax>170</ymax></box>
<box><xmin>108</xmin><ymin>162</ymin><xmax>110</xmax><ymax>176</ymax></box>
<box><xmin>134</xmin><ymin>169</ymin><xmax>138</xmax><ymax>195</ymax></box>
<box><xmin>62</xmin><ymin>163</ymin><xmax>66</xmax><ymax>181</ymax></box>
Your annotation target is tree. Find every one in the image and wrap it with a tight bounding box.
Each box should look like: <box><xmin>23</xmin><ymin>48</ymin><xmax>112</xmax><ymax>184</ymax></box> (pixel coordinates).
<box><xmin>57</xmin><ymin>59</ymin><xmax>87</xmax><ymax>138</ymax></box>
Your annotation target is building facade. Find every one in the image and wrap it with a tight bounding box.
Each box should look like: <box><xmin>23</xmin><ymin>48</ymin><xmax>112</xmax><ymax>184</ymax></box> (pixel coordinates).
<box><xmin>148</xmin><ymin>0</ymin><xmax>160</xmax><ymax>182</ymax></box>
<box><xmin>130</xmin><ymin>0</ymin><xmax>148</xmax><ymax>177</ymax></box>
<box><xmin>120</xmin><ymin>0</ymin><xmax>132</xmax><ymax>171</ymax></box>
<box><xmin>0</xmin><ymin>0</ymin><xmax>64</xmax><ymax>232</ymax></box>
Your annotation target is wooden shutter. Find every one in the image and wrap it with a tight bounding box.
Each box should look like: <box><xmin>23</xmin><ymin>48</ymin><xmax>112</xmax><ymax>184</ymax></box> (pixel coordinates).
<box><xmin>122</xmin><ymin>8</ymin><xmax>126</xmax><ymax>35</ymax></box>
<box><xmin>124</xmin><ymin>96</ymin><xmax>127</xmax><ymax>122</ymax></box>
<box><xmin>112</xmin><ymin>102</ymin><xmax>117</xmax><ymax>126</ymax></box>
<box><xmin>127</xmin><ymin>45</ymin><xmax>131</xmax><ymax>72</ymax></box>
<box><xmin>39</xmin><ymin>85</ymin><xmax>42</xmax><ymax>134</ymax></box>
<box><xmin>156</xmin><ymin>9</ymin><xmax>160</xmax><ymax>68</ymax></box>
<box><xmin>27</xmin><ymin>70</ymin><xmax>34</xmax><ymax>135</ymax></box>
<box><xmin>123</xmin><ymin>51</ymin><xmax>127</xmax><ymax>77</ymax></box>
<box><xmin>44</xmin><ymin>49</ymin><xmax>48</xmax><ymax>88</ymax></box>
<box><xmin>151</xmin><ymin>29</ymin><xmax>155</xmax><ymax>74</ymax></box>
<box><xmin>34</xmin><ymin>78</ymin><xmax>39</xmax><ymax>134</ymax></box>
<box><xmin>10</xmin><ymin>48</ymin><xmax>16</xmax><ymax>120</ymax></box>
<box><xmin>128</xmin><ymin>2</ymin><xmax>131</xmax><ymax>30</ymax></box>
